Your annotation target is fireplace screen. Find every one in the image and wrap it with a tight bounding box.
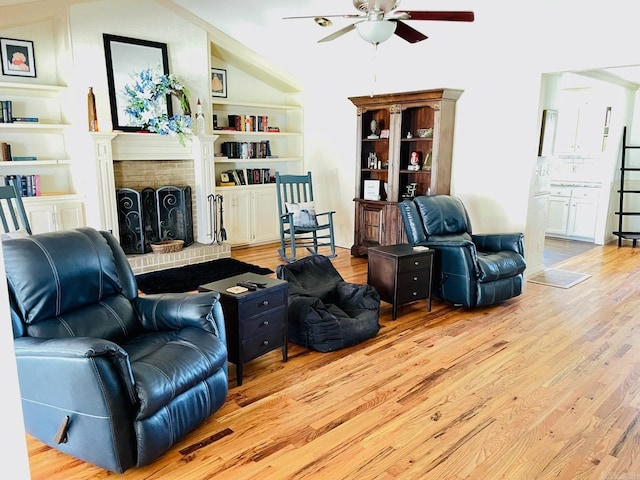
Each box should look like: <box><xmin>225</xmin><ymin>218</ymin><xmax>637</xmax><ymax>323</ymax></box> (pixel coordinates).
<box><xmin>117</xmin><ymin>185</ymin><xmax>194</xmax><ymax>254</ymax></box>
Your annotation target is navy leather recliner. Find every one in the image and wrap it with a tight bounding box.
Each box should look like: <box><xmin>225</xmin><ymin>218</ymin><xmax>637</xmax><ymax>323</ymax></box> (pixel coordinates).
<box><xmin>398</xmin><ymin>195</ymin><xmax>526</xmax><ymax>307</ymax></box>
<box><xmin>3</xmin><ymin>227</ymin><xmax>228</xmax><ymax>473</ymax></box>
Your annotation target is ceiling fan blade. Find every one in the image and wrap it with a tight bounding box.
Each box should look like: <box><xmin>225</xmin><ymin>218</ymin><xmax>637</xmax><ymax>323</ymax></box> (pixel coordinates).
<box><xmin>393</xmin><ymin>20</ymin><xmax>428</xmax><ymax>43</ymax></box>
<box><xmin>318</xmin><ymin>23</ymin><xmax>357</xmax><ymax>43</ymax></box>
<box><xmin>400</xmin><ymin>11</ymin><xmax>475</xmax><ymax>22</ymax></box>
<box><xmin>283</xmin><ymin>14</ymin><xmax>362</xmax><ymax>20</ymax></box>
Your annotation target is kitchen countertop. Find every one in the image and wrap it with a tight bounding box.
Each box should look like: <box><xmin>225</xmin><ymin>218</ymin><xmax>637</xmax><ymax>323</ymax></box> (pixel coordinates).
<box><xmin>550</xmin><ymin>181</ymin><xmax>602</xmax><ymax>188</ymax></box>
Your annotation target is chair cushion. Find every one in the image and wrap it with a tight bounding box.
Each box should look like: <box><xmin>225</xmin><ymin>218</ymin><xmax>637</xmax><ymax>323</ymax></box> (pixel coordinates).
<box><xmin>286</xmin><ymin>201</ymin><xmax>318</xmax><ymax>228</ymax></box>
<box><xmin>476</xmin><ymin>251</ymin><xmax>527</xmax><ymax>282</ymax></box>
<box><xmin>3</xmin><ymin>228</ymin><xmax>124</xmax><ymax>326</ymax></box>
<box><xmin>123</xmin><ymin>327</ymin><xmax>227</xmax><ymax>418</ymax></box>
<box><xmin>414</xmin><ymin>195</ymin><xmax>471</xmax><ymax>236</ymax></box>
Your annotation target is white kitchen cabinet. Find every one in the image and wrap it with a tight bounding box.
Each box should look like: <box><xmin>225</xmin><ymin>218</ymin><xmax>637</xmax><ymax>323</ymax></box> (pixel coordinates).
<box><xmin>23</xmin><ymin>196</ymin><xmax>85</xmax><ymax>234</ymax></box>
<box><xmin>554</xmin><ymin>90</ymin><xmax>607</xmax><ymax>155</ymax></box>
<box><xmin>567</xmin><ymin>187</ymin><xmax>600</xmax><ymax>238</ymax></box>
<box><xmin>223</xmin><ymin>185</ymin><xmax>278</xmax><ymax>247</ymax></box>
<box><xmin>546</xmin><ymin>185</ymin><xmax>599</xmax><ymax>240</ymax></box>
<box><xmin>546</xmin><ymin>186</ymin><xmax>571</xmax><ymax>236</ymax></box>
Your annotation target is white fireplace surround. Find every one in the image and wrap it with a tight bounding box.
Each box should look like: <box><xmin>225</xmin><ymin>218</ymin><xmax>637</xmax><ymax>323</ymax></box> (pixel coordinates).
<box><xmin>88</xmin><ymin>132</ymin><xmax>218</xmax><ymax>244</ymax></box>
<box><xmin>87</xmin><ymin>132</ymin><xmax>230</xmax><ymax>274</ymax></box>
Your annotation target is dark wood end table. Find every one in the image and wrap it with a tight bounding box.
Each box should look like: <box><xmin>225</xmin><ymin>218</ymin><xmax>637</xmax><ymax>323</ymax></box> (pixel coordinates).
<box><xmin>367</xmin><ymin>244</ymin><xmax>433</xmax><ymax>320</ymax></box>
<box><xmin>199</xmin><ymin>272</ymin><xmax>288</xmax><ymax>386</ymax></box>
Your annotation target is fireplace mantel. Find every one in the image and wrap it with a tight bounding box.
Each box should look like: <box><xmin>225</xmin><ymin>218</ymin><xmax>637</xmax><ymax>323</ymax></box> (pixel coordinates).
<box><xmin>88</xmin><ymin>132</ymin><xmax>219</xmax><ymax>245</ymax></box>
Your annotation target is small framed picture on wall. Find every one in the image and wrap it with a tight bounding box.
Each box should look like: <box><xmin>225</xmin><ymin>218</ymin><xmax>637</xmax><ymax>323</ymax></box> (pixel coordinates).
<box><xmin>211</xmin><ymin>68</ymin><xmax>227</xmax><ymax>98</ymax></box>
<box><xmin>0</xmin><ymin>37</ymin><xmax>36</xmax><ymax>77</ymax></box>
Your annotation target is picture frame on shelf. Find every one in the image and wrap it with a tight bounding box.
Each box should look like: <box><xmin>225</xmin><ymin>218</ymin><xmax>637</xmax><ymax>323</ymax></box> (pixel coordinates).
<box><xmin>380</xmin><ymin>129</ymin><xmax>390</xmax><ymax>139</ymax></box>
<box><xmin>211</xmin><ymin>68</ymin><xmax>227</xmax><ymax>98</ymax></box>
<box><xmin>0</xmin><ymin>37</ymin><xmax>36</xmax><ymax>77</ymax></box>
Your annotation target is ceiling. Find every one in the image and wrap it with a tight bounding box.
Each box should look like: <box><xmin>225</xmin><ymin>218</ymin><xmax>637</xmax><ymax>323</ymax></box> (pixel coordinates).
<box><xmin>0</xmin><ymin>0</ymin><xmax>639</xmax><ymax>89</ymax></box>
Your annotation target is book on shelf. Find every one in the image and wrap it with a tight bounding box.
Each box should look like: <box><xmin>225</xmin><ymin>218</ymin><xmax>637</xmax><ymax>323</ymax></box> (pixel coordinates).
<box><xmin>11</xmin><ymin>156</ymin><xmax>38</xmax><ymax>161</ymax></box>
<box><xmin>3</xmin><ymin>174</ymin><xmax>41</xmax><ymax>197</ymax></box>
<box><xmin>11</xmin><ymin>117</ymin><xmax>39</xmax><ymax>123</ymax></box>
<box><xmin>0</xmin><ymin>100</ymin><xmax>13</xmax><ymax>123</ymax></box>
<box><xmin>1</xmin><ymin>142</ymin><xmax>12</xmax><ymax>161</ymax></box>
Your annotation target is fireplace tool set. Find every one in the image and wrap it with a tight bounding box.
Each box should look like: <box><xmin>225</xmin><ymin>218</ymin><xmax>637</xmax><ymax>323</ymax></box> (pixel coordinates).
<box><xmin>208</xmin><ymin>194</ymin><xmax>226</xmax><ymax>245</ymax></box>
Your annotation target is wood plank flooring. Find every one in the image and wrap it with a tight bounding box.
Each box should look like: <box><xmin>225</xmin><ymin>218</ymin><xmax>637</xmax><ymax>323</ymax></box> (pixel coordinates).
<box><xmin>26</xmin><ymin>241</ymin><xmax>640</xmax><ymax>479</ymax></box>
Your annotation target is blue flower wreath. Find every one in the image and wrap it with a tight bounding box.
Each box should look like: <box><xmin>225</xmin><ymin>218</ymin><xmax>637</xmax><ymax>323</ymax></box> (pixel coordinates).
<box><xmin>123</xmin><ymin>67</ymin><xmax>193</xmax><ymax>144</ymax></box>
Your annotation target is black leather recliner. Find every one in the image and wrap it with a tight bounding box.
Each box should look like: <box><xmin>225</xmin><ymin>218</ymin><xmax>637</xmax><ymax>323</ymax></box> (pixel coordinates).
<box><xmin>276</xmin><ymin>255</ymin><xmax>381</xmax><ymax>352</ymax></box>
<box><xmin>3</xmin><ymin>227</ymin><xmax>228</xmax><ymax>473</ymax></box>
<box><xmin>399</xmin><ymin>195</ymin><xmax>526</xmax><ymax>307</ymax></box>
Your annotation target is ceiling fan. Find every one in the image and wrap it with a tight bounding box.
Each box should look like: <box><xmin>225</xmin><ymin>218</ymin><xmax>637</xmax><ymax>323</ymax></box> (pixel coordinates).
<box><xmin>283</xmin><ymin>0</ymin><xmax>474</xmax><ymax>45</ymax></box>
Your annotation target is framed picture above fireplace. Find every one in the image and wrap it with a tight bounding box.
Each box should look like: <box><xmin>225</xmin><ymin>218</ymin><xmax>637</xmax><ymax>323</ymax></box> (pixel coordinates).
<box><xmin>103</xmin><ymin>34</ymin><xmax>172</xmax><ymax>132</ymax></box>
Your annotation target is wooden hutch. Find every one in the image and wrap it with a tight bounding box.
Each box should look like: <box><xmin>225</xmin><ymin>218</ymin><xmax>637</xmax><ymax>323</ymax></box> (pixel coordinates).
<box><xmin>349</xmin><ymin>88</ymin><xmax>462</xmax><ymax>256</ymax></box>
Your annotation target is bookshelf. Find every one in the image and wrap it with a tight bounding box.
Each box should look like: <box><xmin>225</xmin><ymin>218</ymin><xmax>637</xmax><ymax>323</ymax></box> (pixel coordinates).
<box><xmin>211</xmin><ymin>97</ymin><xmax>303</xmax><ymax>247</ymax></box>
<box><xmin>0</xmin><ymin>82</ymin><xmax>85</xmax><ymax>233</ymax></box>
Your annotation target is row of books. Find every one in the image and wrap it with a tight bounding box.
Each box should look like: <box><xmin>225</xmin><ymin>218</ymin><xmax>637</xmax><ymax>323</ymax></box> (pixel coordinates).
<box><xmin>226</xmin><ymin>114</ymin><xmax>269</xmax><ymax>132</ymax></box>
<box><xmin>4</xmin><ymin>174</ymin><xmax>41</xmax><ymax>197</ymax></box>
<box><xmin>220</xmin><ymin>140</ymin><xmax>273</xmax><ymax>159</ymax></box>
<box><xmin>0</xmin><ymin>101</ymin><xmax>39</xmax><ymax>123</ymax></box>
<box><xmin>221</xmin><ymin>168</ymin><xmax>273</xmax><ymax>186</ymax></box>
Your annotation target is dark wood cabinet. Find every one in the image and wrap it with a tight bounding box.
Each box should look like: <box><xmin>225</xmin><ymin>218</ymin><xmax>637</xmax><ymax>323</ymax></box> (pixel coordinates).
<box><xmin>199</xmin><ymin>272</ymin><xmax>288</xmax><ymax>386</ymax></box>
<box><xmin>349</xmin><ymin>89</ymin><xmax>462</xmax><ymax>256</ymax></box>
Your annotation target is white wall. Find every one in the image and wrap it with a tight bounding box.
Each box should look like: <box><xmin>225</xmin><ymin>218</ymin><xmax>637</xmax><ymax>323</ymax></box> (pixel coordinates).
<box><xmin>175</xmin><ymin>0</ymin><xmax>640</xmax><ymax>251</ymax></box>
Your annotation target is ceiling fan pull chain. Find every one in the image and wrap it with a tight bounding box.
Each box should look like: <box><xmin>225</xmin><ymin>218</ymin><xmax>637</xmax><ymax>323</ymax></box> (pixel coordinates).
<box><xmin>370</xmin><ymin>43</ymin><xmax>379</xmax><ymax>97</ymax></box>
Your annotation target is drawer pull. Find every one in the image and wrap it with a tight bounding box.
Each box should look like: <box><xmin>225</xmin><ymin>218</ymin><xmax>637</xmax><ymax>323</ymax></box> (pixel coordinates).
<box><xmin>262</xmin><ymin>300</ymin><xmax>269</xmax><ymax>306</ymax></box>
<box><xmin>413</xmin><ymin>276</ymin><xmax>418</xmax><ymax>281</ymax></box>
<box><xmin>262</xmin><ymin>321</ymin><xmax>269</xmax><ymax>326</ymax></box>
<box><xmin>414</xmin><ymin>261</ymin><xmax>420</xmax><ymax>266</ymax></box>
<box><xmin>262</xmin><ymin>340</ymin><xmax>269</xmax><ymax>346</ymax></box>
<box><xmin>412</xmin><ymin>291</ymin><xmax>418</xmax><ymax>296</ymax></box>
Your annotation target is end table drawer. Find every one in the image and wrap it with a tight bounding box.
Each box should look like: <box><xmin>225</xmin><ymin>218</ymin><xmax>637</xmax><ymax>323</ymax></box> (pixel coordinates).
<box><xmin>240</xmin><ymin>289</ymin><xmax>287</xmax><ymax>317</ymax></box>
<box><xmin>398</xmin><ymin>256</ymin><xmax>430</xmax><ymax>273</ymax></box>
<box><xmin>242</xmin><ymin>307</ymin><xmax>285</xmax><ymax>340</ymax></box>
<box><xmin>242</xmin><ymin>328</ymin><xmax>286</xmax><ymax>362</ymax></box>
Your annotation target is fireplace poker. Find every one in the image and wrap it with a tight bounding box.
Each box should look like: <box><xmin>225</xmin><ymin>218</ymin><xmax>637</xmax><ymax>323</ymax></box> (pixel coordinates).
<box><xmin>208</xmin><ymin>194</ymin><xmax>218</xmax><ymax>244</ymax></box>
<box><xmin>217</xmin><ymin>194</ymin><xmax>226</xmax><ymax>243</ymax></box>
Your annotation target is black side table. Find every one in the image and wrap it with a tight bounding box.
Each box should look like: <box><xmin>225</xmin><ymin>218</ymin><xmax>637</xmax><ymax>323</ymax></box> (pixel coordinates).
<box><xmin>367</xmin><ymin>244</ymin><xmax>433</xmax><ymax>320</ymax></box>
<box><xmin>199</xmin><ymin>272</ymin><xmax>288</xmax><ymax>386</ymax></box>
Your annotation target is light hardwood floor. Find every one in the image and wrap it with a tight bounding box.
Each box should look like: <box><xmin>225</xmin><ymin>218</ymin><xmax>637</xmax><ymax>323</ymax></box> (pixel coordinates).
<box><xmin>26</xmin><ymin>241</ymin><xmax>640</xmax><ymax>479</ymax></box>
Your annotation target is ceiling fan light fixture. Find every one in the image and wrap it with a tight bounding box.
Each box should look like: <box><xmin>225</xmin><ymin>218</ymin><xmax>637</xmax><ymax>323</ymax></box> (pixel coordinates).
<box><xmin>314</xmin><ymin>17</ymin><xmax>332</xmax><ymax>27</ymax></box>
<box><xmin>356</xmin><ymin>20</ymin><xmax>397</xmax><ymax>44</ymax></box>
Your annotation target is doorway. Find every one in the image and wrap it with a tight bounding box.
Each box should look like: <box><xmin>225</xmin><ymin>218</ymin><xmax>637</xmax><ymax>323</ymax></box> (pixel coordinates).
<box><xmin>543</xmin><ymin>237</ymin><xmax>596</xmax><ymax>268</ymax></box>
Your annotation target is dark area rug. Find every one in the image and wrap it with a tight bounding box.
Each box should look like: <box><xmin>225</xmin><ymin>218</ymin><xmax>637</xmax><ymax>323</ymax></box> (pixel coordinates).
<box><xmin>136</xmin><ymin>258</ymin><xmax>274</xmax><ymax>294</ymax></box>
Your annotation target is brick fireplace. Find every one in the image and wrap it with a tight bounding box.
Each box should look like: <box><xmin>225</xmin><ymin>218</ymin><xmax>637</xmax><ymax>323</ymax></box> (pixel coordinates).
<box><xmin>88</xmin><ymin>133</ymin><xmax>230</xmax><ymax>274</ymax></box>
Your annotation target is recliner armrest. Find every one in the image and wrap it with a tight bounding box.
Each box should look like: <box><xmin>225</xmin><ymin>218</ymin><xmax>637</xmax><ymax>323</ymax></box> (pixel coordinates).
<box><xmin>14</xmin><ymin>336</ymin><xmax>137</xmax><ymax>405</ymax></box>
<box><xmin>472</xmin><ymin>233</ymin><xmax>524</xmax><ymax>255</ymax></box>
<box><xmin>134</xmin><ymin>292</ymin><xmax>226</xmax><ymax>344</ymax></box>
<box><xmin>420</xmin><ymin>240</ymin><xmax>482</xmax><ymax>278</ymax></box>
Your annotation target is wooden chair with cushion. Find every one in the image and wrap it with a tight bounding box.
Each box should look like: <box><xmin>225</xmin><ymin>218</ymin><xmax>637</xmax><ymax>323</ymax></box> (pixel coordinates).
<box><xmin>275</xmin><ymin>171</ymin><xmax>336</xmax><ymax>262</ymax></box>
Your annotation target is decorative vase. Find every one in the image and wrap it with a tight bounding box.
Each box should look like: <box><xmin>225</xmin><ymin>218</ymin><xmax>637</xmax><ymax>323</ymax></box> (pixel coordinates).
<box><xmin>87</xmin><ymin>87</ymin><xmax>98</xmax><ymax>132</ymax></box>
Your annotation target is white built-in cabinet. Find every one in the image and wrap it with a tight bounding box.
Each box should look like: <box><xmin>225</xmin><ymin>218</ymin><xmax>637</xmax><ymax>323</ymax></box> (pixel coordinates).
<box><xmin>546</xmin><ymin>184</ymin><xmax>600</xmax><ymax>240</ymax></box>
<box><xmin>222</xmin><ymin>185</ymin><xmax>279</xmax><ymax>247</ymax></box>
<box><xmin>0</xmin><ymin>82</ymin><xmax>86</xmax><ymax>233</ymax></box>
<box><xmin>23</xmin><ymin>196</ymin><xmax>85</xmax><ymax>234</ymax></box>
